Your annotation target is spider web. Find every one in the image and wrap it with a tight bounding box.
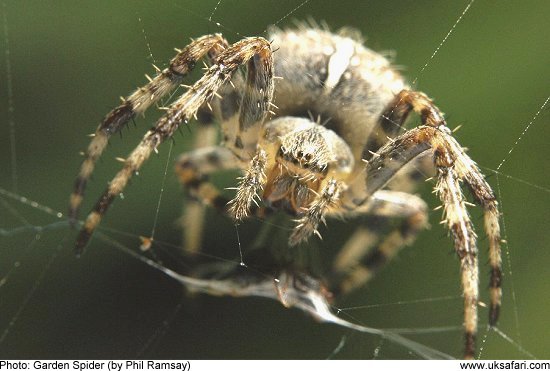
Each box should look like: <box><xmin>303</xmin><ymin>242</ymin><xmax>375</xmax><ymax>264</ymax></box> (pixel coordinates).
<box><xmin>1</xmin><ymin>0</ymin><xmax>549</xmax><ymax>360</ymax></box>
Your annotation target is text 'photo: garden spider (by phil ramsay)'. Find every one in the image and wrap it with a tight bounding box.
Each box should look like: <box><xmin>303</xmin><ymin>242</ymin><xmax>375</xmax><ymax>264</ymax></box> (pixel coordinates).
<box><xmin>68</xmin><ymin>22</ymin><xmax>502</xmax><ymax>359</ymax></box>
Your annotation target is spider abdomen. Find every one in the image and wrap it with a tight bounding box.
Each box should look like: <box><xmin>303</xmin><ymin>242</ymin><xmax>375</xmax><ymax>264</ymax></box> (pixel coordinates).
<box><xmin>269</xmin><ymin>26</ymin><xmax>406</xmax><ymax>164</ymax></box>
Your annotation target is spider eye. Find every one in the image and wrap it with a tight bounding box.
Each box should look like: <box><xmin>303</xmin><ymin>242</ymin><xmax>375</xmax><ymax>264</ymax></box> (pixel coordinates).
<box><xmin>296</xmin><ymin>151</ymin><xmax>313</xmax><ymax>162</ymax></box>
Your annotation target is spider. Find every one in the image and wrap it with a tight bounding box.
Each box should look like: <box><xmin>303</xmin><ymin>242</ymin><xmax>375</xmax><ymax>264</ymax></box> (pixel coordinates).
<box><xmin>69</xmin><ymin>23</ymin><xmax>502</xmax><ymax>359</ymax></box>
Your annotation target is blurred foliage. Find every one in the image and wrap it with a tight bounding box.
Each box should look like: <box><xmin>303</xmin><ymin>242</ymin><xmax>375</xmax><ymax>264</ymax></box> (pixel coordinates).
<box><xmin>0</xmin><ymin>0</ymin><xmax>549</xmax><ymax>359</ymax></box>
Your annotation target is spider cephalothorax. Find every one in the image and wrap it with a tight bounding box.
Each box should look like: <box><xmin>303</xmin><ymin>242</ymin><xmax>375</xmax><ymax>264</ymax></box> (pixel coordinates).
<box><xmin>69</xmin><ymin>24</ymin><xmax>501</xmax><ymax>359</ymax></box>
<box><xmin>229</xmin><ymin>117</ymin><xmax>355</xmax><ymax>243</ymax></box>
<box><xmin>263</xmin><ymin>119</ymin><xmax>354</xmax><ymax>216</ymax></box>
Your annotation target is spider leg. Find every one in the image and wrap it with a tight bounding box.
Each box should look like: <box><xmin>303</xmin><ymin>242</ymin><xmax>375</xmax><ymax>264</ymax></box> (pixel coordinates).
<box><xmin>364</xmin><ymin>124</ymin><xmax>501</xmax><ymax>359</ymax></box>
<box><xmin>361</xmin><ymin>90</ymin><xmax>420</xmax><ymax>161</ymax></box>
<box><xmin>181</xmin><ymin>69</ymin><xmax>252</xmax><ymax>251</ymax></box>
<box><xmin>345</xmin><ymin>90</ymin><xmax>434</xmax><ymax>207</ymax></box>
<box><xmin>289</xmin><ymin>179</ymin><xmax>342</xmax><ymax>246</ymax></box>
<box><xmin>69</xmin><ymin>34</ymin><xmax>229</xmax><ymax>223</ymax></box>
<box><xmin>176</xmin><ymin>144</ymin><xmax>238</xmax><ymax>251</ymax></box>
<box><xmin>384</xmin><ymin>152</ymin><xmax>435</xmax><ymax>193</ymax></box>
<box><xmin>227</xmin><ymin>146</ymin><xmax>268</xmax><ymax>220</ymax></box>
<box><xmin>328</xmin><ymin>190</ymin><xmax>428</xmax><ymax>296</ymax></box>
<box><xmin>361</xmin><ymin>90</ymin><xmax>447</xmax><ymax>199</ymax></box>
<box><xmin>180</xmin><ymin>111</ymin><xmax>218</xmax><ymax>253</ymax></box>
<box><xmin>75</xmin><ymin>37</ymin><xmax>274</xmax><ymax>254</ymax></box>
<box><xmin>224</xmin><ymin>52</ymin><xmax>276</xmax><ymax>161</ymax></box>
<box><xmin>367</xmin><ymin>89</ymin><xmax>502</xmax><ymax>323</ymax></box>
<box><xmin>369</xmin><ymin>90</ymin><xmax>500</xmax><ymax>340</ymax></box>
<box><xmin>177</xmin><ymin>143</ymin><xmax>272</xmax><ymax>251</ymax></box>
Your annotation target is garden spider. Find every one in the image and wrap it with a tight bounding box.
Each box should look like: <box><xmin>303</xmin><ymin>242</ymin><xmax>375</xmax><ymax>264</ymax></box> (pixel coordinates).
<box><xmin>69</xmin><ymin>23</ymin><xmax>501</xmax><ymax>359</ymax></box>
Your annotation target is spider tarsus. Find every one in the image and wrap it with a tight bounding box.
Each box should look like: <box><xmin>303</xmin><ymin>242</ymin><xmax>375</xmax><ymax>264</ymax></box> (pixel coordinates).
<box><xmin>74</xmin><ymin>227</ymin><xmax>92</xmax><ymax>256</ymax></box>
<box><xmin>489</xmin><ymin>304</ymin><xmax>500</xmax><ymax>327</ymax></box>
<box><xmin>464</xmin><ymin>332</ymin><xmax>476</xmax><ymax>360</ymax></box>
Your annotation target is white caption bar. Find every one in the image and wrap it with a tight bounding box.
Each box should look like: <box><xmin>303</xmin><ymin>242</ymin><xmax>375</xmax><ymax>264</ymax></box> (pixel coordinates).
<box><xmin>1</xmin><ymin>360</ymin><xmax>549</xmax><ymax>371</ymax></box>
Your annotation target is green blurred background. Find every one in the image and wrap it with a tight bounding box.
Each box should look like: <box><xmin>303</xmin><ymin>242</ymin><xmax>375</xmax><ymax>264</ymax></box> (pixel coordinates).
<box><xmin>0</xmin><ymin>0</ymin><xmax>549</xmax><ymax>359</ymax></box>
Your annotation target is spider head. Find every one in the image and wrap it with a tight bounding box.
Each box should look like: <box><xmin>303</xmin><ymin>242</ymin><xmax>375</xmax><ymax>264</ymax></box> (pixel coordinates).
<box><xmin>277</xmin><ymin>131</ymin><xmax>330</xmax><ymax>178</ymax></box>
<box><xmin>260</xmin><ymin>118</ymin><xmax>354</xmax><ymax>214</ymax></box>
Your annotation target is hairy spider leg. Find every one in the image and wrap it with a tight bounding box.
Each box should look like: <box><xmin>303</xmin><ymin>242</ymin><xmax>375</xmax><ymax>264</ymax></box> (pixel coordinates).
<box><xmin>364</xmin><ymin>123</ymin><xmax>501</xmax><ymax>359</ymax></box>
<box><xmin>328</xmin><ymin>190</ymin><xmax>428</xmax><ymax>295</ymax></box>
<box><xmin>69</xmin><ymin>34</ymin><xmax>229</xmax><ymax>223</ymax></box>
<box><xmin>75</xmin><ymin>37</ymin><xmax>274</xmax><ymax>254</ymax></box>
